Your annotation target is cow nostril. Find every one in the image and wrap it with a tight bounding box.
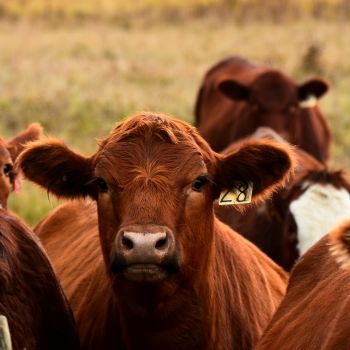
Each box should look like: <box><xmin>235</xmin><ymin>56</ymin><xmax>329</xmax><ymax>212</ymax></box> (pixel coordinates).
<box><xmin>122</xmin><ymin>236</ymin><xmax>134</xmax><ymax>250</ymax></box>
<box><xmin>155</xmin><ymin>237</ymin><xmax>167</xmax><ymax>250</ymax></box>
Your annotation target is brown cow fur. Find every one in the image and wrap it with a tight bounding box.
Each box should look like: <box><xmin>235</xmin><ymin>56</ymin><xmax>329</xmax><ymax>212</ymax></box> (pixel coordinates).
<box><xmin>195</xmin><ymin>56</ymin><xmax>331</xmax><ymax>161</ymax></box>
<box><xmin>0</xmin><ymin>123</ymin><xmax>42</xmax><ymax>208</ymax></box>
<box><xmin>255</xmin><ymin>220</ymin><xmax>350</xmax><ymax>350</ymax></box>
<box><xmin>0</xmin><ymin>208</ymin><xmax>79</xmax><ymax>350</ymax></box>
<box><xmin>18</xmin><ymin>113</ymin><xmax>294</xmax><ymax>350</ymax></box>
<box><xmin>216</xmin><ymin>134</ymin><xmax>326</xmax><ymax>270</ymax></box>
<box><xmin>217</xmin><ymin>127</ymin><xmax>350</xmax><ymax>270</ymax></box>
<box><xmin>34</xmin><ymin>200</ymin><xmax>289</xmax><ymax>350</ymax></box>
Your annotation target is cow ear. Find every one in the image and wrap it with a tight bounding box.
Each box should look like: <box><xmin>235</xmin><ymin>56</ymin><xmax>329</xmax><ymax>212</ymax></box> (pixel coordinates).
<box><xmin>7</xmin><ymin>123</ymin><xmax>43</xmax><ymax>161</ymax></box>
<box><xmin>217</xmin><ymin>79</ymin><xmax>250</xmax><ymax>101</ymax></box>
<box><xmin>298</xmin><ymin>78</ymin><xmax>329</xmax><ymax>100</ymax></box>
<box><xmin>214</xmin><ymin>140</ymin><xmax>295</xmax><ymax>203</ymax></box>
<box><xmin>16</xmin><ymin>139</ymin><xmax>96</xmax><ymax>199</ymax></box>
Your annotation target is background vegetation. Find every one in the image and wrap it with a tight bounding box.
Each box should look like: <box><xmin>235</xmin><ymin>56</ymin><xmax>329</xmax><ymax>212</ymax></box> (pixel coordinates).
<box><xmin>1</xmin><ymin>0</ymin><xmax>350</xmax><ymax>225</ymax></box>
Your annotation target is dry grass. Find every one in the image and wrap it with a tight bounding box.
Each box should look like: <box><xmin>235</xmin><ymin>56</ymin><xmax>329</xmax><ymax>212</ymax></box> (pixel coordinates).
<box><xmin>1</xmin><ymin>0</ymin><xmax>350</xmax><ymax>21</ymax></box>
<box><xmin>3</xmin><ymin>16</ymin><xmax>350</xmax><ymax>225</ymax></box>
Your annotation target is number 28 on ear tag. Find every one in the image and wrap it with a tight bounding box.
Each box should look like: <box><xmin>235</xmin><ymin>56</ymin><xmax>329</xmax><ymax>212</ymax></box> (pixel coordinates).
<box><xmin>219</xmin><ymin>181</ymin><xmax>253</xmax><ymax>206</ymax></box>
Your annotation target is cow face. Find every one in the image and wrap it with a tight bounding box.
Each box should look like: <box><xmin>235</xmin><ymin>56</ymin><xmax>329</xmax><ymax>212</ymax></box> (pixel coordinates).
<box><xmin>0</xmin><ymin>123</ymin><xmax>42</xmax><ymax>208</ymax></box>
<box><xmin>18</xmin><ymin>113</ymin><xmax>294</xmax><ymax>289</ymax></box>
<box><xmin>218</xmin><ymin>71</ymin><xmax>329</xmax><ymax>142</ymax></box>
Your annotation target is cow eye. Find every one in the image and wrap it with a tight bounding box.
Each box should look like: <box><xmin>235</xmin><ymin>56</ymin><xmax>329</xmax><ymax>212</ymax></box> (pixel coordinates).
<box><xmin>96</xmin><ymin>178</ymin><xmax>108</xmax><ymax>192</ymax></box>
<box><xmin>3</xmin><ymin>164</ymin><xmax>12</xmax><ymax>176</ymax></box>
<box><xmin>191</xmin><ymin>176</ymin><xmax>208</xmax><ymax>192</ymax></box>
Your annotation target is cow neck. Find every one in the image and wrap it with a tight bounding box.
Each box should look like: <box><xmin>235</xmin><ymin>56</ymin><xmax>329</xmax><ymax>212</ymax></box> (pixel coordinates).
<box><xmin>91</xmin><ymin>209</ymin><xmax>283</xmax><ymax>349</ymax></box>
<box><xmin>205</xmin><ymin>218</ymin><xmax>286</xmax><ymax>350</ymax></box>
<box><xmin>101</xmin><ymin>213</ymin><xmax>216</xmax><ymax>349</ymax></box>
<box><xmin>116</xmin><ymin>287</ymin><xmax>208</xmax><ymax>350</ymax></box>
<box><xmin>111</xmin><ymin>234</ymin><xmax>214</xmax><ymax>349</ymax></box>
<box><xmin>112</xmin><ymin>218</ymin><xmax>277</xmax><ymax>350</ymax></box>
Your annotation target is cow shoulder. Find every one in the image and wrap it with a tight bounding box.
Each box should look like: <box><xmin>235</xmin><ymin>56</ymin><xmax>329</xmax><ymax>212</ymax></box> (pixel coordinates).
<box><xmin>256</xmin><ymin>220</ymin><xmax>350</xmax><ymax>350</ymax></box>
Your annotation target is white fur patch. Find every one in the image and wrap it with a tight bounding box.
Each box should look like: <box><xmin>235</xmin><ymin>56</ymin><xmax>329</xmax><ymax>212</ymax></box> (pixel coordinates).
<box><xmin>290</xmin><ymin>183</ymin><xmax>350</xmax><ymax>255</ymax></box>
<box><xmin>299</xmin><ymin>94</ymin><xmax>318</xmax><ymax>108</ymax></box>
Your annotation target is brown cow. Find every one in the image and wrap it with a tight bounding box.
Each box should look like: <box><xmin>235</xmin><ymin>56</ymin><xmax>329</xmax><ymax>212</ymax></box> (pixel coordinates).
<box><xmin>195</xmin><ymin>56</ymin><xmax>331</xmax><ymax>161</ymax></box>
<box><xmin>255</xmin><ymin>220</ymin><xmax>350</xmax><ymax>350</ymax></box>
<box><xmin>0</xmin><ymin>208</ymin><xmax>79</xmax><ymax>349</ymax></box>
<box><xmin>18</xmin><ymin>113</ymin><xmax>294</xmax><ymax>350</ymax></box>
<box><xmin>0</xmin><ymin>124</ymin><xmax>79</xmax><ymax>349</ymax></box>
<box><xmin>0</xmin><ymin>123</ymin><xmax>42</xmax><ymax>208</ymax></box>
<box><xmin>216</xmin><ymin>128</ymin><xmax>350</xmax><ymax>270</ymax></box>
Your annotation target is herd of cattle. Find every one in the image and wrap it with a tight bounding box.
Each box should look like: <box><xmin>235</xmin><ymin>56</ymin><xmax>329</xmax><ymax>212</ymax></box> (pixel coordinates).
<box><xmin>1</xmin><ymin>55</ymin><xmax>350</xmax><ymax>349</ymax></box>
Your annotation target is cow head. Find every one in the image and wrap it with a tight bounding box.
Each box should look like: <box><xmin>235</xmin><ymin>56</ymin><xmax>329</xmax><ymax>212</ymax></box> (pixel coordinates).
<box><xmin>17</xmin><ymin>113</ymin><xmax>294</xmax><ymax>301</ymax></box>
<box><xmin>218</xmin><ymin>71</ymin><xmax>329</xmax><ymax>142</ymax></box>
<box><xmin>258</xmin><ymin>165</ymin><xmax>350</xmax><ymax>271</ymax></box>
<box><xmin>215</xmin><ymin>131</ymin><xmax>329</xmax><ymax>271</ymax></box>
<box><xmin>0</xmin><ymin>123</ymin><xmax>42</xmax><ymax>208</ymax></box>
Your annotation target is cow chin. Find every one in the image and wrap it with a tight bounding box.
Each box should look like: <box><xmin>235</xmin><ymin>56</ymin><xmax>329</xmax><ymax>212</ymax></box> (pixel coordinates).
<box><xmin>110</xmin><ymin>254</ymin><xmax>180</xmax><ymax>284</ymax></box>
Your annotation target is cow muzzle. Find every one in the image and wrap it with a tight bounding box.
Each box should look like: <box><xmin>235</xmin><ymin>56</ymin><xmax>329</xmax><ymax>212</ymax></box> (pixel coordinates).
<box><xmin>110</xmin><ymin>224</ymin><xmax>179</xmax><ymax>283</ymax></box>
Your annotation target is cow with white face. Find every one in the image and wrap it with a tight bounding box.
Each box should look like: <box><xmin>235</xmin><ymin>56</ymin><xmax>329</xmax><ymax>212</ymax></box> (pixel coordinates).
<box><xmin>215</xmin><ymin>128</ymin><xmax>350</xmax><ymax>270</ymax></box>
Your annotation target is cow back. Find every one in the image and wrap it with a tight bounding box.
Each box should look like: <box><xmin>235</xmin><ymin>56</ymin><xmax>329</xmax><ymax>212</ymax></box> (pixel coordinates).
<box><xmin>256</xmin><ymin>221</ymin><xmax>350</xmax><ymax>350</ymax></box>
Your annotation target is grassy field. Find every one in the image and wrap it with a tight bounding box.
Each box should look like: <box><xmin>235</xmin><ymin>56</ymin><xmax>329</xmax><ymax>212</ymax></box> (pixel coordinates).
<box><xmin>1</xmin><ymin>0</ymin><xmax>350</xmax><ymax>21</ymax></box>
<box><xmin>2</xmin><ymin>14</ymin><xmax>350</xmax><ymax>226</ymax></box>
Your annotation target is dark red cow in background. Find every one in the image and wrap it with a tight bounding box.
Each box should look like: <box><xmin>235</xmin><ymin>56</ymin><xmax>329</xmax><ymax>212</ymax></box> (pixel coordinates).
<box><xmin>216</xmin><ymin>128</ymin><xmax>350</xmax><ymax>271</ymax></box>
<box><xmin>255</xmin><ymin>220</ymin><xmax>350</xmax><ymax>350</ymax></box>
<box><xmin>195</xmin><ymin>56</ymin><xmax>331</xmax><ymax>162</ymax></box>
<box><xmin>0</xmin><ymin>123</ymin><xmax>42</xmax><ymax>208</ymax></box>
<box><xmin>17</xmin><ymin>113</ymin><xmax>294</xmax><ymax>350</ymax></box>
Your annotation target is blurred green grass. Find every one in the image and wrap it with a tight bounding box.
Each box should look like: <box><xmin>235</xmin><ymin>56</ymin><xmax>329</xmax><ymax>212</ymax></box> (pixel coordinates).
<box><xmin>2</xmin><ymin>12</ymin><xmax>350</xmax><ymax>226</ymax></box>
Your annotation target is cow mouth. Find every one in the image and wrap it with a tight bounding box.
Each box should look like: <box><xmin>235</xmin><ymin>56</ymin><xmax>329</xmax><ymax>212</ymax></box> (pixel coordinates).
<box><xmin>121</xmin><ymin>264</ymin><xmax>170</xmax><ymax>282</ymax></box>
<box><xmin>110</xmin><ymin>251</ymin><xmax>180</xmax><ymax>282</ymax></box>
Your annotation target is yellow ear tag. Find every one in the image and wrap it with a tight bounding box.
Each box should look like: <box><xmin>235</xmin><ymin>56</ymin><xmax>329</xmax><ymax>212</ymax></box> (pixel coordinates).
<box><xmin>0</xmin><ymin>315</ymin><xmax>12</xmax><ymax>350</ymax></box>
<box><xmin>299</xmin><ymin>95</ymin><xmax>317</xmax><ymax>108</ymax></box>
<box><xmin>219</xmin><ymin>181</ymin><xmax>253</xmax><ymax>206</ymax></box>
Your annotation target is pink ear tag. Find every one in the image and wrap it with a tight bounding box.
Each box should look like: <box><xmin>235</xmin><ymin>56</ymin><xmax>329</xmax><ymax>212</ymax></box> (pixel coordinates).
<box><xmin>14</xmin><ymin>179</ymin><xmax>22</xmax><ymax>193</ymax></box>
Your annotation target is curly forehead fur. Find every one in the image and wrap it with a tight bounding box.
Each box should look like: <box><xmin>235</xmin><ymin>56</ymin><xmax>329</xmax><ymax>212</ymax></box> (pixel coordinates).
<box><xmin>98</xmin><ymin>113</ymin><xmax>216</xmax><ymax>164</ymax></box>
